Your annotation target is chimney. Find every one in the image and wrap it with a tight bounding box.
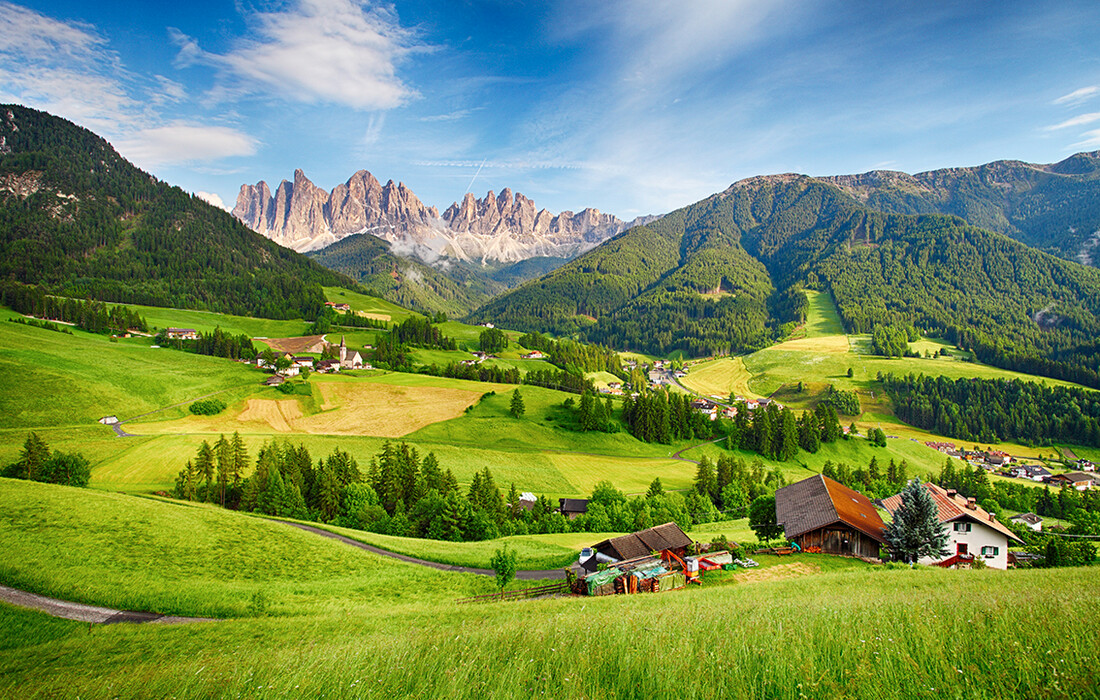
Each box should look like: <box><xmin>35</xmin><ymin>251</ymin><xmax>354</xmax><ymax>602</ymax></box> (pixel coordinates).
<box><xmin>946</xmin><ymin>489</ymin><xmax>958</xmax><ymax>498</ymax></box>
<box><xmin>988</xmin><ymin>513</ymin><xmax>995</xmax><ymax>522</ymax></box>
<box><xmin>966</xmin><ymin>497</ymin><xmax>977</xmax><ymax>510</ymax></box>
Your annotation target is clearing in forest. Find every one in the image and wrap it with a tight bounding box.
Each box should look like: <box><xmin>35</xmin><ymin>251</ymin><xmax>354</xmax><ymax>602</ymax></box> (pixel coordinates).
<box><xmin>680</xmin><ymin>357</ymin><xmax>763</xmax><ymax>399</ymax></box>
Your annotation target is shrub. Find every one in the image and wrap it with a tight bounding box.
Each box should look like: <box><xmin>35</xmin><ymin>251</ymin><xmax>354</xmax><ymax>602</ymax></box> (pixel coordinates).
<box><xmin>189</xmin><ymin>398</ymin><xmax>227</xmax><ymax>415</ymax></box>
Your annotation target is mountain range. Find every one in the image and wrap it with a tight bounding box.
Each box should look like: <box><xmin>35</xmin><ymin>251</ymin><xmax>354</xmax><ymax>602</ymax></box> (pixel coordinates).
<box><xmin>233</xmin><ymin>169</ymin><xmax>656</xmax><ymax>263</ymax></box>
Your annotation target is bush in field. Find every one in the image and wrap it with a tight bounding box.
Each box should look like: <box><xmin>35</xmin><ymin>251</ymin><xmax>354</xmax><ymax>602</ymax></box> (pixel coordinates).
<box><xmin>189</xmin><ymin>398</ymin><xmax>227</xmax><ymax>415</ymax></box>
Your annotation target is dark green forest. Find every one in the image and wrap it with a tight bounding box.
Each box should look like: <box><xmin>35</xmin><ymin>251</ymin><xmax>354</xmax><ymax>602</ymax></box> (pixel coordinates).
<box><xmin>883</xmin><ymin>373</ymin><xmax>1100</xmax><ymax>446</ymax></box>
<box><xmin>0</xmin><ymin>105</ymin><xmax>355</xmax><ymax>320</ymax></box>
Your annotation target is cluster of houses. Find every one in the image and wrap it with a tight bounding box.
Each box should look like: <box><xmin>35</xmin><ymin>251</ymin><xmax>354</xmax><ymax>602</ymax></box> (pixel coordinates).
<box><xmin>257</xmin><ymin>336</ymin><xmax>371</xmax><ymax>382</ymax></box>
<box><xmin>324</xmin><ymin>301</ymin><xmax>351</xmax><ymax>312</ymax></box>
<box><xmin>924</xmin><ymin>441</ymin><xmax>1100</xmax><ymax>490</ymax></box>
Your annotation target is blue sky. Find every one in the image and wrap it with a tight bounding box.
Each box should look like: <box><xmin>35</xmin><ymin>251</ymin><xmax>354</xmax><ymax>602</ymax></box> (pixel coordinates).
<box><xmin>3</xmin><ymin>1</ymin><xmax>1100</xmax><ymax>219</ymax></box>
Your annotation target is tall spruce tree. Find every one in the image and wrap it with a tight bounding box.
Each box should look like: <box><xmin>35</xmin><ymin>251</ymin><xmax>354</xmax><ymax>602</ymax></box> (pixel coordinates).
<box><xmin>509</xmin><ymin>389</ymin><xmax>526</xmax><ymax>418</ymax></box>
<box><xmin>884</xmin><ymin>479</ymin><xmax>950</xmax><ymax>564</ymax></box>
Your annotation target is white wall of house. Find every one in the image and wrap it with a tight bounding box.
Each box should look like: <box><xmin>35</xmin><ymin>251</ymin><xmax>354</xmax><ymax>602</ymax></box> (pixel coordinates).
<box><xmin>918</xmin><ymin>517</ymin><xmax>1011</xmax><ymax>570</ymax></box>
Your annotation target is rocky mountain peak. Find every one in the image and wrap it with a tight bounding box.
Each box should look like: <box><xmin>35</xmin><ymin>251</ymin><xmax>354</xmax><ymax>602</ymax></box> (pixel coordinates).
<box><xmin>232</xmin><ymin>169</ymin><xmax>653</xmax><ymax>261</ymax></box>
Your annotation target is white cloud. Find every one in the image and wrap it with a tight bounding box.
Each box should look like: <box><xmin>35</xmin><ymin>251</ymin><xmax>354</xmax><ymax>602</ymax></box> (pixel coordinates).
<box><xmin>116</xmin><ymin>124</ymin><xmax>258</xmax><ymax>167</ymax></box>
<box><xmin>1054</xmin><ymin>86</ymin><xmax>1099</xmax><ymax>105</ymax></box>
<box><xmin>1071</xmin><ymin>129</ymin><xmax>1100</xmax><ymax>150</ymax></box>
<box><xmin>1045</xmin><ymin>112</ymin><xmax>1100</xmax><ymax>130</ymax></box>
<box><xmin>0</xmin><ymin>2</ymin><xmax>141</xmax><ymax>133</ymax></box>
<box><xmin>195</xmin><ymin>191</ymin><xmax>229</xmax><ymax>210</ymax></box>
<box><xmin>176</xmin><ymin>0</ymin><xmax>423</xmax><ymax>110</ymax></box>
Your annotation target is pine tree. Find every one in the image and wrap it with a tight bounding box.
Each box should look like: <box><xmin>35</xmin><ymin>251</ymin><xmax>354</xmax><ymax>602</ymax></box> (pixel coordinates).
<box><xmin>884</xmin><ymin>479</ymin><xmax>950</xmax><ymax>564</ymax></box>
<box><xmin>17</xmin><ymin>433</ymin><xmax>50</xmax><ymax>481</ymax></box>
<box><xmin>230</xmin><ymin>432</ymin><xmax>249</xmax><ymax>486</ymax></box>
<box><xmin>778</xmin><ymin>408</ymin><xmax>799</xmax><ymax>461</ymax></box>
<box><xmin>509</xmin><ymin>389</ymin><xmax>526</xmax><ymax>418</ymax></box>
<box><xmin>194</xmin><ymin>441</ymin><xmax>215</xmax><ymax>501</ymax></box>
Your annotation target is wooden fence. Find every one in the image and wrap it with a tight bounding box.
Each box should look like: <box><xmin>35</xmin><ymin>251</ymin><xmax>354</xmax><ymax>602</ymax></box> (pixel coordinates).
<box><xmin>455</xmin><ymin>581</ymin><xmax>570</xmax><ymax>604</ymax></box>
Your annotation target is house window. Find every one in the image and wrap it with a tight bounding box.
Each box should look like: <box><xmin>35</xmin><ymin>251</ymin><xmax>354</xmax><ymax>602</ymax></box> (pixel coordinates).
<box><xmin>953</xmin><ymin>522</ymin><xmax>972</xmax><ymax>533</ymax></box>
<box><xmin>981</xmin><ymin>546</ymin><xmax>999</xmax><ymax>557</ymax></box>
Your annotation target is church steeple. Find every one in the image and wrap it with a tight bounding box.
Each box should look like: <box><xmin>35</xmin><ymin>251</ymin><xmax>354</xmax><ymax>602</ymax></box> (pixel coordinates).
<box><xmin>339</xmin><ymin>335</ymin><xmax>347</xmax><ymax>363</ymax></box>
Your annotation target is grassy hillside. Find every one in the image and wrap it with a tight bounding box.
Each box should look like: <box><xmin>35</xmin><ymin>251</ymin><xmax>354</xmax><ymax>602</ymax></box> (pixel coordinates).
<box><xmin>0</xmin><ymin>478</ymin><xmax>1097</xmax><ymax>699</ymax></box>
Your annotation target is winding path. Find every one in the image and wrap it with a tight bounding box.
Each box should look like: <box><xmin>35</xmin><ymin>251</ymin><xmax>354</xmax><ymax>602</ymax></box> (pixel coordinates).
<box><xmin>0</xmin><ymin>584</ymin><xmax>219</xmax><ymax>625</ymax></box>
<box><xmin>281</xmin><ymin>522</ymin><xmax>568</xmax><ymax>580</ymax></box>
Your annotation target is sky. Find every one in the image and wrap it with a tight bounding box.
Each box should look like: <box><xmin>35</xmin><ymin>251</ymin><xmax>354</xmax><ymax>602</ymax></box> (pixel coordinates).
<box><xmin>3</xmin><ymin>0</ymin><xmax>1100</xmax><ymax>219</ymax></box>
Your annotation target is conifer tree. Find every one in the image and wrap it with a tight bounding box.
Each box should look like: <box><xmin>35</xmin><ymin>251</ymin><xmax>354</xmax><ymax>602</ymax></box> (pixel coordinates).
<box><xmin>509</xmin><ymin>389</ymin><xmax>526</xmax><ymax>418</ymax></box>
<box><xmin>778</xmin><ymin>408</ymin><xmax>800</xmax><ymax>461</ymax></box>
<box><xmin>884</xmin><ymin>479</ymin><xmax>950</xmax><ymax>564</ymax></box>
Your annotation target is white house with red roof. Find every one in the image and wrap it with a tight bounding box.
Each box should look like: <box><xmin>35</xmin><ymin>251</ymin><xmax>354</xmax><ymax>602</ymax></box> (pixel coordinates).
<box><xmin>881</xmin><ymin>483</ymin><xmax>1023</xmax><ymax>570</ymax></box>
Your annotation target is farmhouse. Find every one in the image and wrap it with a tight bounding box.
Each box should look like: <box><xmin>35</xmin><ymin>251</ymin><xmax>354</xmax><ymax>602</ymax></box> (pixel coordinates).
<box><xmin>558</xmin><ymin>498</ymin><xmax>589</xmax><ymax>520</ymax></box>
<box><xmin>1009</xmin><ymin>512</ymin><xmax>1043</xmax><ymax>531</ymax></box>
<box><xmin>324</xmin><ymin>301</ymin><xmax>351</xmax><ymax>312</ymax></box>
<box><xmin>881</xmin><ymin>483</ymin><xmax>1023</xmax><ymax>570</ymax></box>
<box><xmin>1047</xmin><ymin>471</ymin><xmax>1098</xmax><ymax>490</ymax></box>
<box><xmin>775</xmin><ymin>475</ymin><xmax>885</xmax><ymax>559</ymax></box>
<box><xmin>522</xmin><ymin>351</ymin><xmax>545</xmax><ymax>360</ymax></box>
<box><xmin>165</xmin><ymin>328</ymin><xmax>199</xmax><ymax>340</ymax></box>
<box><xmin>1010</xmin><ymin>464</ymin><xmax>1051</xmax><ymax>481</ymax></box>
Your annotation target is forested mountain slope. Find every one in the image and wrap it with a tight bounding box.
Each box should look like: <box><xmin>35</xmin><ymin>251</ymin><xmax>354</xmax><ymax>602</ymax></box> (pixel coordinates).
<box><xmin>821</xmin><ymin>152</ymin><xmax>1100</xmax><ymax>266</ymax></box>
<box><xmin>0</xmin><ymin>105</ymin><xmax>354</xmax><ymax>319</ymax></box>
<box><xmin>473</xmin><ymin>174</ymin><xmax>1100</xmax><ymax>387</ymax></box>
<box><xmin>307</xmin><ymin>233</ymin><xmax>500</xmax><ymax>317</ymax></box>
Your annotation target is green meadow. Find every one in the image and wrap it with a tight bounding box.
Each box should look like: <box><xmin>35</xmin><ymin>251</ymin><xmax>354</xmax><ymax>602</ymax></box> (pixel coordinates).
<box><xmin>1</xmin><ymin>478</ymin><xmax>1097</xmax><ymax>700</ymax></box>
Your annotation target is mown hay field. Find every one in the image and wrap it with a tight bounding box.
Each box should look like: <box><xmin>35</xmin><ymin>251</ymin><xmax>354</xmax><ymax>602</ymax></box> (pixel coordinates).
<box><xmin>127</xmin><ymin>380</ymin><xmax>483</xmax><ymax>438</ymax></box>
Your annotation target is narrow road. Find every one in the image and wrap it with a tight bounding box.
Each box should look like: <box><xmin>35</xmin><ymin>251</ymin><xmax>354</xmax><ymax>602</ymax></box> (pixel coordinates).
<box><xmin>281</xmin><ymin>522</ymin><xmax>568</xmax><ymax>580</ymax></box>
<box><xmin>0</xmin><ymin>584</ymin><xmax>219</xmax><ymax>625</ymax></box>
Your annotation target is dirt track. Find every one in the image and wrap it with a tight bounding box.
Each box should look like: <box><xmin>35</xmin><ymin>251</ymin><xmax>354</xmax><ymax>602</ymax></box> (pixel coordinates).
<box><xmin>0</xmin><ymin>584</ymin><xmax>219</xmax><ymax>624</ymax></box>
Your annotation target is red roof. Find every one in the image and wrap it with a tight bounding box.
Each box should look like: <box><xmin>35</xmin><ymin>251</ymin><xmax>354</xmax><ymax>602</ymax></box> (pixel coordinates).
<box><xmin>880</xmin><ymin>483</ymin><xmax>1022</xmax><ymax>543</ymax></box>
<box><xmin>775</xmin><ymin>475</ymin><xmax>886</xmax><ymax>543</ymax></box>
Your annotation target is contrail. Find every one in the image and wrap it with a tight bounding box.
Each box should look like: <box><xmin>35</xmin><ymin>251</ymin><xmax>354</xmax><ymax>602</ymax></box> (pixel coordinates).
<box><xmin>464</xmin><ymin>159</ymin><xmax>487</xmax><ymax>194</ymax></box>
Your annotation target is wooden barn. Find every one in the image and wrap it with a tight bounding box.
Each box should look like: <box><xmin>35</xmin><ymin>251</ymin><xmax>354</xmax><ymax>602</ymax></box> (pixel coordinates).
<box><xmin>591</xmin><ymin>522</ymin><xmax>693</xmax><ymax>562</ymax></box>
<box><xmin>775</xmin><ymin>475</ymin><xmax>885</xmax><ymax>558</ymax></box>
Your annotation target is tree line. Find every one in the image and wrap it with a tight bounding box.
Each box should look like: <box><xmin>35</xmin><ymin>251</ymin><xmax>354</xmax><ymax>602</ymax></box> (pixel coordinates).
<box><xmin>0</xmin><ymin>282</ymin><xmax>148</xmax><ymax>334</ymax></box>
<box><xmin>155</xmin><ymin>326</ymin><xmax>256</xmax><ymax>360</ymax></box>
<box><xmin>883</xmin><ymin>372</ymin><xmax>1100</xmax><ymax>446</ymax></box>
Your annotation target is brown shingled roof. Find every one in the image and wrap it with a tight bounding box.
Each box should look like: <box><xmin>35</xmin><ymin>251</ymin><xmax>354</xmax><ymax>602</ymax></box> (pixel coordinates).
<box><xmin>775</xmin><ymin>474</ymin><xmax>886</xmax><ymax>543</ymax></box>
<box><xmin>593</xmin><ymin>522</ymin><xmax>692</xmax><ymax>561</ymax></box>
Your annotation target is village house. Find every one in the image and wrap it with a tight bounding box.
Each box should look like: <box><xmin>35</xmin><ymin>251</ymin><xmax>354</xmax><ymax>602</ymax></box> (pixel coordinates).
<box><xmin>479</xmin><ymin>322</ymin><xmax>495</xmax><ymax>329</ymax></box>
<box><xmin>291</xmin><ymin>356</ymin><xmax>314</xmax><ymax>369</ymax></box>
<box><xmin>775</xmin><ymin>474</ymin><xmax>886</xmax><ymax>559</ymax></box>
<box><xmin>1079</xmin><ymin>460</ymin><xmax>1095</xmax><ymax>472</ymax></box>
<box><xmin>315</xmin><ymin>359</ymin><xmax>340</xmax><ymax>373</ymax></box>
<box><xmin>1010</xmin><ymin>464</ymin><xmax>1051</xmax><ymax>482</ymax></box>
<box><xmin>522</xmin><ymin>350</ymin><xmax>545</xmax><ymax>360</ymax></box>
<box><xmin>165</xmin><ymin>327</ymin><xmax>199</xmax><ymax>340</ymax></box>
<box><xmin>1047</xmin><ymin>471</ymin><xmax>1098</xmax><ymax>491</ymax></box>
<box><xmin>558</xmin><ymin>498</ymin><xmax>589</xmax><ymax>520</ymax></box>
<box><xmin>324</xmin><ymin>301</ymin><xmax>351</xmax><ymax>312</ymax></box>
<box><xmin>1009</xmin><ymin>512</ymin><xmax>1043</xmax><ymax>532</ymax></box>
<box><xmin>881</xmin><ymin>483</ymin><xmax>1023</xmax><ymax>570</ymax></box>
